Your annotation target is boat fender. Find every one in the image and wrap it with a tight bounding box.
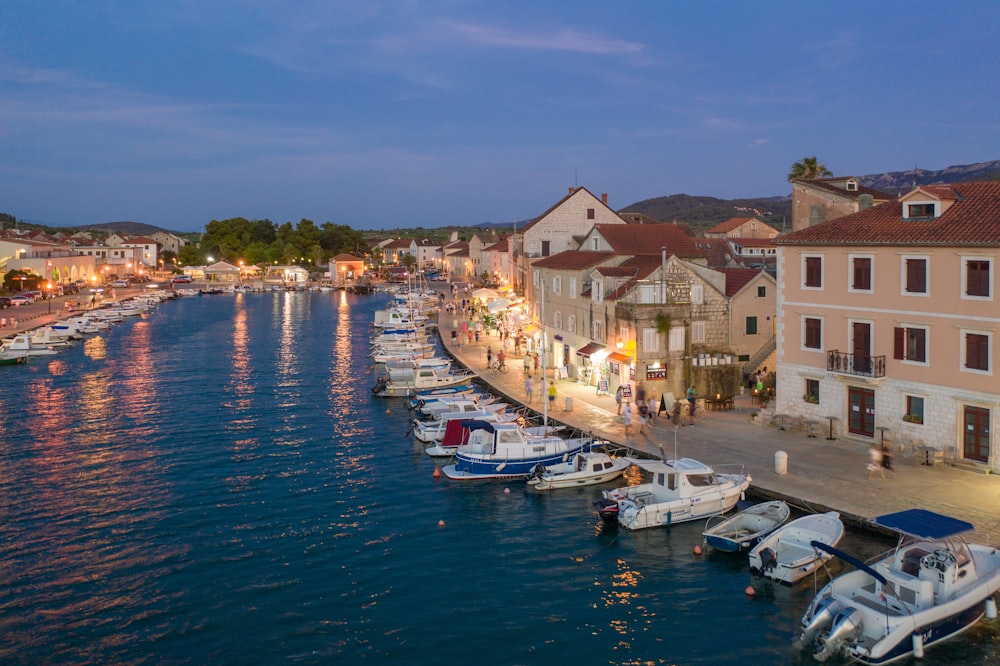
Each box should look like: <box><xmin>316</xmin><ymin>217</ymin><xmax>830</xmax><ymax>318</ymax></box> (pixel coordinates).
<box><xmin>987</xmin><ymin>596</ymin><xmax>998</xmax><ymax>620</ymax></box>
<box><xmin>912</xmin><ymin>631</ymin><xmax>924</xmax><ymax>659</ymax></box>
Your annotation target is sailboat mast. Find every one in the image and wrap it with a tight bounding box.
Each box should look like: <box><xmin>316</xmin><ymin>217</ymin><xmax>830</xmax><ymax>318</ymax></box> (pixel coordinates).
<box><xmin>541</xmin><ymin>281</ymin><xmax>547</xmax><ymax>429</ymax></box>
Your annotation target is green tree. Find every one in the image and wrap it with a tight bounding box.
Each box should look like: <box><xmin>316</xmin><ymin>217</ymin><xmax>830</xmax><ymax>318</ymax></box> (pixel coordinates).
<box><xmin>177</xmin><ymin>244</ymin><xmax>203</xmax><ymax>267</ymax></box>
<box><xmin>788</xmin><ymin>156</ymin><xmax>833</xmax><ymax>181</ymax></box>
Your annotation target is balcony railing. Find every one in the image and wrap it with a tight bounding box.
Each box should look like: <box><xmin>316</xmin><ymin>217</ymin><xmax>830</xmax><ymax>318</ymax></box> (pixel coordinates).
<box><xmin>826</xmin><ymin>350</ymin><xmax>885</xmax><ymax>378</ymax></box>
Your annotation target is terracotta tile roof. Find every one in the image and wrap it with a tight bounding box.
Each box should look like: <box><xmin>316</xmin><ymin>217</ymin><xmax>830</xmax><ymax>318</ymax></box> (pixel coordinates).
<box><xmin>717</xmin><ymin>267</ymin><xmax>764</xmax><ymax>297</ymax></box>
<box><xmin>594</xmin><ymin>223</ymin><xmax>702</xmax><ymax>256</ymax></box>
<box><xmin>533</xmin><ymin>250</ymin><xmax>615</xmax><ymax>270</ymax></box>
<box><xmin>778</xmin><ymin>181</ymin><xmax>1000</xmax><ymax>246</ymax></box>
<box><xmin>596</xmin><ymin>256</ymin><xmax>663</xmax><ymax>300</ymax></box>
<box><xmin>708</xmin><ymin>217</ymin><xmax>755</xmax><ymax>233</ymax></box>
<box><xmin>331</xmin><ymin>253</ymin><xmax>363</xmax><ymax>262</ymax></box>
<box><xmin>484</xmin><ymin>238</ymin><xmax>509</xmax><ymax>252</ymax></box>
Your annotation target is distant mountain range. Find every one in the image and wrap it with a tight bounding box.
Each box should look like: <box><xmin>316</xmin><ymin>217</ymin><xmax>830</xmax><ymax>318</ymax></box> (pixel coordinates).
<box><xmin>6</xmin><ymin>160</ymin><xmax>998</xmax><ymax>237</ymax></box>
<box><xmin>620</xmin><ymin>159</ymin><xmax>1000</xmax><ymax>232</ymax></box>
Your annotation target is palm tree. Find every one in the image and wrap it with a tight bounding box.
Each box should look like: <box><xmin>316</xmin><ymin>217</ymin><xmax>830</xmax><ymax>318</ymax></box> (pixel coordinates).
<box><xmin>788</xmin><ymin>156</ymin><xmax>833</xmax><ymax>181</ymax></box>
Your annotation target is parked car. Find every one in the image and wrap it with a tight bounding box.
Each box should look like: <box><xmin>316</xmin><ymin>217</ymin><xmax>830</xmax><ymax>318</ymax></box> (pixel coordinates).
<box><xmin>24</xmin><ymin>290</ymin><xmax>43</xmax><ymax>301</ymax></box>
<box><xmin>171</xmin><ymin>275</ymin><xmax>193</xmax><ymax>284</ymax></box>
<box><xmin>9</xmin><ymin>295</ymin><xmax>33</xmax><ymax>306</ymax></box>
<box><xmin>110</xmin><ymin>280</ymin><xmax>130</xmax><ymax>288</ymax></box>
<box><xmin>0</xmin><ymin>297</ymin><xmax>10</xmax><ymax>309</ymax></box>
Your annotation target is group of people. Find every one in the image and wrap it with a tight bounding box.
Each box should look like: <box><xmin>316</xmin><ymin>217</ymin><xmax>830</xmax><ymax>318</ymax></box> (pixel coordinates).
<box><xmin>868</xmin><ymin>442</ymin><xmax>896</xmax><ymax>479</ymax></box>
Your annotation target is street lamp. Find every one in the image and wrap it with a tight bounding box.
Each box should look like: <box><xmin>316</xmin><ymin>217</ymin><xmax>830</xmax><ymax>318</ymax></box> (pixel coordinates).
<box><xmin>45</xmin><ymin>282</ymin><xmax>52</xmax><ymax>313</ymax></box>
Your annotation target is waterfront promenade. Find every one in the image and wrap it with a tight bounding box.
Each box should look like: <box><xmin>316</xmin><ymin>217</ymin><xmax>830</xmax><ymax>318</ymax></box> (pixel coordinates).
<box><xmin>437</xmin><ymin>310</ymin><xmax>1000</xmax><ymax>540</ymax></box>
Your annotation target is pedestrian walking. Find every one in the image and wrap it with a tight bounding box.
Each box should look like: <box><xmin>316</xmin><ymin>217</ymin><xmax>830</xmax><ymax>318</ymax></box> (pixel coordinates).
<box><xmin>614</xmin><ymin>384</ymin><xmax>623</xmax><ymax>415</ymax></box>
<box><xmin>622</xmin><ymin>401</ymin><xmax>633</xmax><ymax>439</ymax></box>
<box><xmin>687</xmin><ymin>386</ymin><xmax>697</xmax><ymax>425</ymax></box>
<box><xmin>647</xmin><ymin>395</ymin><xmax>658</xmax><ymax>424</ymax></box>
<box><xmin>486</xmin><ymin>346</ymin><xmax>493</xmax><ymax>369</ymax></box>
<box><xmin>533</xmin><ymin>353</ymin><xmax>540</xmax><ymax>377</ymax></box>
<box><xmin>637</xmin><ymin>400</ymin><xmax>647</xmax><ymax>434</ymax></box>
<box><xmin>525</xmin><ymin>376</ymin><xmax>534</xmax><ymax>403</ymax></box>
<box><xmin>547</xmin><ymin>382</ymin><xmax>556</xmax><ymax>409</ymax></box>
<box><xmin>467</xmin><ymin>330</ymin><xmax>473</xmax><ymax>345</ymax></box>
<box><xmin>867</xmin><ymin>443</ymin><xmax>885</xmax><ymax>479</ymax></box>
<box><xmin>881</xmin><ymin>443</ymin><xmax>896</xmax><ymax>478</ymax></box>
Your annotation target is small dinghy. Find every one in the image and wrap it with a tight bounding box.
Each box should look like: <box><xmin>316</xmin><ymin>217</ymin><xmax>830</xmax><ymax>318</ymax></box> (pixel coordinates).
<box><xmin>748</xmin><ymin>511</ymin><xmax>844</xmax><ymax>585</ymax></box>
<box><xmin>702</xmin><ymin>500</ymin><xmax>790</xmax><ymax>552</ymax></box>
<box><xmin>526</xmin><ymin>448</ymin><xmax>630</xmax><ymax>491</ymax></box>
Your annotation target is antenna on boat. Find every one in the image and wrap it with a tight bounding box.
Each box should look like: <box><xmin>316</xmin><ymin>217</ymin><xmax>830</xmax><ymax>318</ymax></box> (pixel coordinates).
<box><xmin>673</xmin><ymin>425</ymin><xmax>679</xmax><ymax>462</ymax></box>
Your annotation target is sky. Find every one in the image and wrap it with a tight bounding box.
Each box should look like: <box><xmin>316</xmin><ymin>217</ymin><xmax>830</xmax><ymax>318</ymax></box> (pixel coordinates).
<box><xmin>2</xmin><ymin>1</ymin><xmax>998</xmax><ymax>232</ymax></box>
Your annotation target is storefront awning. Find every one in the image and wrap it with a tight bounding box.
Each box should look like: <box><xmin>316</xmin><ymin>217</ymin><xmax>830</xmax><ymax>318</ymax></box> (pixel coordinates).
<box><xmin>523</xmin><ymin>324</ymin><xmax>538</xmax><ymax>335</ymax></box>
<box><xmin>576</xmin><ymin>342</ymin><xmax>605</xmax><ymax>357</ymax></box>
<box><xmin>608</xmin><ymin>352</ymin><xmax>631</xmax><ymax>363</ymax></box>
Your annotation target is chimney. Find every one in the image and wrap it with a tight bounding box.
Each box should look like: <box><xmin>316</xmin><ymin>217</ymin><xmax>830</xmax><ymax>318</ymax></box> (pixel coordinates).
<box><xmin>602</xmin><ymin>193</ymin><xmax>608</xmax><ymax>205</ymax></box>
<box><xmin>858</xmin><ymin>194</ymin><xmax>874</xmax><ymax>211</ymax></box>
<box><xmin>569</xmin><ymin>187</ymin><xmax>574</xmax><ymax>195</ymax></box>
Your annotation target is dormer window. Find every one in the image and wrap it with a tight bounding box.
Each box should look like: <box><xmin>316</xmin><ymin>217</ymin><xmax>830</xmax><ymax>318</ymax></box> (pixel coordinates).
<box><xmin>905</xmin><ymin>202</ymin><xmax>937</xmax><ymax>219</ymax></box>
<box><xmin>846</xmin><ymin>180</ymin><xmax>857</xmax><ymax>191</ymax></box>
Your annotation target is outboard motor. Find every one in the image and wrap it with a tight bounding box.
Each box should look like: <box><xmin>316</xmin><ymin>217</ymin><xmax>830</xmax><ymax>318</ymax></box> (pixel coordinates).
<box><xmin>797</xmin><ymin>596</ymin><xmax>839</xmax><ymax>648</ymax></box>
<box><xmin>527</xmin><ymin>463</ymin><xmax>547</xmax><ymax>482</ymax></box>
<box><xmin>594</xmin><ymin>498</ymin><xmax>620</xmax><ymax>525</ymax></box>
<box><xmin>814</xmin><ymin>606</ymin><xmax>862</xmax><ymax>662</ymax></box>
<box><xmin>751</xmin><ymin>547</ymin><xmax>777</xmax><ymax>577</ymax></box>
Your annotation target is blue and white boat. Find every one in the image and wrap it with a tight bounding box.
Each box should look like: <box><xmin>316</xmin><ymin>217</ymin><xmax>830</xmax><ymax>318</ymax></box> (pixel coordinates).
<box><xmin>797</xmin><ymin>509</ymin><xmax>1000</xmax><ymax>664</ymax></box>
<box><xmin>407</xmin><ymin>384</ymin><xmax>477</xmax><ymax>409</ymax></box>
<box><xmin>441</xmin><ymin>420</ymin><xmax>591</xmax><ymax>480</ymax></box>
<box><xmin>702</xmin><ymin>500</ymin><xmax>790</xmax><ymax>552</ymax></box>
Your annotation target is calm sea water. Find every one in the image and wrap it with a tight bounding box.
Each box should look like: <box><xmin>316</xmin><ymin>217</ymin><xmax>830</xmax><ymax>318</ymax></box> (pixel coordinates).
<box><xmin>1</xmin><ymin>291</ymin><xmax>997</xmax><ymax>665</ymax></box>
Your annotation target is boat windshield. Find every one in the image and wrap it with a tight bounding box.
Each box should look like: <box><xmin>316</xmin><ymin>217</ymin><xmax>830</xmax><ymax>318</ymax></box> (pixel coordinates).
<box><xmin>686</xmin><ymin>474</ymin><xmax>717</xmax><ymax>487</ymax></box>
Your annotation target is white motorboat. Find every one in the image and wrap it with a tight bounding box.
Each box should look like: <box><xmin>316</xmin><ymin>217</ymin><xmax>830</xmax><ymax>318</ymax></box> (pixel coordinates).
<box><xmin>2</xmin><ymin>334</ymin><xmax>59</xmax><ymax>356</ymax></box>
<box><xmin>595</xmin><ymin>458</ymin><xmax>751</xmax><ymax>530</ymax></box>
<box><xmin>702</xmin><ymin>500</ymin><xmax>791</xmax><ymax>553</ymax></box>
<box><xmin>526</xmin><ymin>448</ymin><xmax>630</xmax><ymax>491</ymax></box>
<box><xmin>422</xmin><ymin>413</ymin><xmax>536</xmax><ymax>456</ymax></box>
<box><xmin>797</xmin><ymin>509</ymin><xmax>1000</xmax><ymax>664</ymax></box>
<box><xmin>412</xmin><ymin>405</ymin><xmax>515</xmax><ymax>444</ymax></box>
<box><xmin>441</xmin><ymin>420</ymin><xmax>591</xmax><ymax>480</ymax></box>
<box><xmin>371</xmin><ymin>366</ymin><xmax>476</xmax><ymax>398</ymax></box>
<box><xmin>748</xmin><ymin>511</ymin><xmax>844</xmax><ymax>585</ymax></box>
<box><xmin>407</xmin><ymin>384</ymin><xmax>478</xmax><ymax>409</ymax></box>
<box><xmin>417</xmin><ymin>396</ymin><xmax>504</xmax><ymax>420</ymax></box>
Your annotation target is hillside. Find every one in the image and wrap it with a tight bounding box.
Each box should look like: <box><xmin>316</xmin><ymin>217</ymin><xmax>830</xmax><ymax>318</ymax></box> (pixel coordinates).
<box><xmin>620</xmin><ymin>159</ymin><xmax>1000</xmax><ymax>232</ymax></box>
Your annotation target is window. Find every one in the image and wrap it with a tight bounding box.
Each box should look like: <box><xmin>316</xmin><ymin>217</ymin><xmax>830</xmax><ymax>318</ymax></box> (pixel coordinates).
<box><xmin>903</xmin><ymin>257</ymin><xmax>928</xmax><ymax>294</ymax></box>
<box><xmin>552</xmin><ymin>311</ymin><xmax>562</xmax><ymax>329</ymax></box>
<box><xmin>592</xmin><ymin>320</ymin><xmax>604</xmax><ymax>342</ymax></box>
<box><xmin>905</xmin><ymin>396</ymin><xmax>924</xmax><ymax>424</ymax></box>
<box><xmin>745</xmin><ymin>316</ymin><xmax>758</xmax><ymax>335</ymax></box>
<box><xmin>692</xmin><ymin>321</ymin><xmax>706</xmax><ymax>343</ymax></box>
<box><xmin>587</xmin><ymin>208</ymin><xmax>595</xmax><ymax>220</ymax></box>
<box><xmin>552</xmin><ymin>276</ymin><xmax>561</xmax><ymax>295</ymax></box>
<box><xmin>804</xmin><ymin>256</ymin><xmax>823</xmax><ymax>288</ymax></box>
<box><xmin>851</xmin><ymin>256</ymin><xmax>872</xmax><ymax>292</ymax></box>
<box><xmin>964</xmin><ymin>331</ymin><xmax>990</xmax><ymax>372</ymax></box>
<box><xmin>965</xmin><ymin>259</ymin><xmax>991</xmax><ymax>298</ymax></box>
<box><xmin>567</xmin><ymin>314</ymin><xmax>576</xmax><ymax>333</ymax></box>
<box><xmin>533</xmin><ymin>270</ymin><xmax>539</xmax><ymax>287</ymax></box>
<box><xmin>804</xmin><ymin>379</ymin><xmax>820</xmax><ymax>403</ymax></box>
<box><xmin>569</xmin><ymin>277</ymin><xmax>577</xmax><ymax>298</ymax></box>
<box><xmin>643</xmin><ymin>327</ymin><xmax>659</xmax><ymax>352</ymax></box>
<box><xmin>668</xmin><ymin>327</ymin><xmax>685</xmax><ymax>351</ymax></box>
<box><xmin>757</xmin><ymin>285</ymin><xmax>766</xmax><ymax>298</ymax></box>
<box><xmin>620</xmin><ymin>326</ymin><xmax>629</xmax><ymax>341</ymax></box>
<box><xmin>893</xmin><ymin>326</ymin><xmax>927</xmax><ymax>363</ymax></box>
<box><xmin>592</xmin><ymin>237</ymin><xmax>599</xmax><ymax>251</ymax></box>
<box><xmin>592</xmin><ymin>279</ymin><xmax>603</xmax><ymax>302</ymax></box>
<box><xmin>541</xmin><ymin>240</ymin><xmax>550</xmax><ymax>257</ymax></box>
<box><xmin>803</xmin><ymin>317</ymin><xmax>822</xmax><ymax>350</ymax></box>
<box><xmin>907</xmin><ymin>203</ymin><xmax>936</xmax><ymax>218</ymax></box>
<box><xmin>690</xmin><ymin>284</ymin><xmax>703</xmax><ymax>304</ymax></box>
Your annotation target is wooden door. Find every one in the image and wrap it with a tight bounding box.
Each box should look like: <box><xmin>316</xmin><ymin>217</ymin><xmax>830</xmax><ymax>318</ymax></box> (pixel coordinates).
<box><xmin>963</xmin><ymin>406</ymin><xmax>990</xmax><ymax>463</ymax></box>
<box><xmin>848</xmin><ymin>387</ymin><xmax>875</xmax><ymax>438</ymax></box>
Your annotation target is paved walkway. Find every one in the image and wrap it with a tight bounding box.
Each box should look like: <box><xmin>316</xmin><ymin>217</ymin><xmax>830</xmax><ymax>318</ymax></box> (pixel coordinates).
<box><xmin>436</xmin><ymin>309</ymin><xmax>1000</xmax><ymax>540</ymax></box>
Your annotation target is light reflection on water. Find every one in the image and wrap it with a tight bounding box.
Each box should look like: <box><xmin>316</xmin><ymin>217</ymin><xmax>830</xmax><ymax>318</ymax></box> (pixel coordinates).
<box><xmin>0</xmin><ymin>292</ymin><xmax>995</xmax><ymax>665</ymax></box>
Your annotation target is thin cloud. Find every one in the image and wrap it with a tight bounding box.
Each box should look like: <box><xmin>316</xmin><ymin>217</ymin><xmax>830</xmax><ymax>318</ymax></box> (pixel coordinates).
<box><xmin>443</xmin><ymin>21</ymin><xmax>645</xmax><ymax>57</ymax></box>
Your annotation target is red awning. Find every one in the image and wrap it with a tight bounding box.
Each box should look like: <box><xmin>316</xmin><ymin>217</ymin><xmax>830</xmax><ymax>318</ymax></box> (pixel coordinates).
<box><xmin>608</xmin><ymin>352</ymin><xmax>630</xmax><ymax>363</ymax></box>
<box><xmin>576</xmin><ymin>342</ymin><xmax>605</xmax><ymax>357</ymax></box>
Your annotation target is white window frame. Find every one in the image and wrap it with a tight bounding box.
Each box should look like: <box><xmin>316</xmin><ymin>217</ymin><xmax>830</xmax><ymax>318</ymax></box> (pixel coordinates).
<box><xmin>960</xmin><ymin>328</ymin><xmax>993</xmax><ymax>376</ymax></box>
<box><xmin>961</xmin><ymin>255</ymin><xmax>994</xmax><ymax>302</ymax></box>
<box><xmin>802</xmin><ymin>253</ymin><xmax>824</xmax><ymax>290</ymax></box>
<box><xmin>642</xmin><ymin>327</ymin><xmax>659</xmax><ymax>353</ymax></box>
<box><xmin>592</xmin><ymin>279</ymin><xmax>603</xmax><ymax>302</ymax></box>
<box><xmin>691</xmin><ymin>321</ymin><xmax>706</xmax><ymax>343</ymax></box>
<box><xmin>848</xmin><ymin>253</ymin><xmax>875</xmax><ymax>294</ymax></box>
<box><xmin>900</xmin><ymin>254</ymin><xmax>930</xmax><ymax>297</ymax></box>
<box><xmin>668</xmin><ymin>327</ymin><xmax>685</xmax><ymax>352</ymax></box>
<box><xmin>552</xmin><ymin>275</ymin><xmax>561</xmax><ymax>295</ymax></box>
<box><xmin>552</xmin><ymin>310</ymin><xmax>562</xmax><ymax>330</ymax></box>
<box><xmin>569</xmin><ymin>276</ymin><xmax>577</xmax><ymax>299</ymax></box>
<box><xmin>801</xmin><ymin>315</ymin><xmax>824</xmax><ymax>353</ymax></box>
<box><xmin>690</xmin><ymin>283</ymin><xmax>704</xmax><ymax>304</ymax></box>
<box><xmin>592</xmin><ymin>320</ymin><xmax>605</xmax><ymax>343</ymax></box>
<box><xmin>567</xmin><ymin>314</ymin><xmax>576</xmax><ymax>334</ymax></box>
<box><xmin>533</xmin><ymin>270</ymin><xmax>539</xmax><ymax>287</ymax></box>
<box><xmin>897</xmin><ymin>323</ymin><xmax>930</xmax><ymax>367</ymax></box>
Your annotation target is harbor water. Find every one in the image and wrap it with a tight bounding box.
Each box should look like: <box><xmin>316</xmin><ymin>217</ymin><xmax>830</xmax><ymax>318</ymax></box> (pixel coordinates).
<box><xmin>1</xmin><ymin>291</ymin><xmax>997</xmax><ymax>664</ymax></box>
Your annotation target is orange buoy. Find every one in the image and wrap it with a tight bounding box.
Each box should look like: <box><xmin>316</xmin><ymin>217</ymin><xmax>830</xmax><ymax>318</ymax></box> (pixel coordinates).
<box><xmin>693</xmin><ymin>544</ymin><xmax>702</xmax><ymax>555</ymax></box>
<box><xmin>438</xmin><ymin>519</ymin><xmax>445</xmax><ymax>527</ymax></box>
<box><xmin>386</xmin><ymin>409</ymin><xmax>391</xmax><ymax>415</ymax></box>
<box><xmin>504</xmin><ymin>487</ymin><xmax>511</xmax><ymax>494</ymax></box>
<box><xmin>745</xmin><ymin>585</ymin><xmax>756</xmax><ymax>597</ymax></box>
<box><xmin>433</xmin><ymin>466</ymin><xmax>441</xmax><ymax>478</ymax></box>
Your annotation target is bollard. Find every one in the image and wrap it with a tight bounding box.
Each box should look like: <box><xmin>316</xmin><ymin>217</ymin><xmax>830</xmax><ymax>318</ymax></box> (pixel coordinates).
<box><xmin>774</xmin><ymin>450</ymin><xmax>788</xmax><ymax>475</ymax></box>
<box><xmin>564</xmin><ymin>396</ymin><xmax>573</xmax><ymax>412</ymax></box>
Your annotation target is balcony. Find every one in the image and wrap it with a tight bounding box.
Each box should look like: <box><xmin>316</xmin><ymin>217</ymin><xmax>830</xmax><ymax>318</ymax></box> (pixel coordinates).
<box><xmin>826</xmin><ymin>350</ymin><xmax>885</xmax><ymax>378</ymax></box>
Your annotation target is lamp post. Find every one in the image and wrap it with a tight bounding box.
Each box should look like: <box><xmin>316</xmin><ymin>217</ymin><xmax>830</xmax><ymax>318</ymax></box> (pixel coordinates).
<box><xmin>45</xmin><ymin>282</ymin><xmax>52</xmax><ymax>314</ymax></box>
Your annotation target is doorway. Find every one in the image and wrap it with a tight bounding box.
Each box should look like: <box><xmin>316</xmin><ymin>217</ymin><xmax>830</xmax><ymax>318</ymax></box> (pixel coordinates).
<box><xmin>848</xmin><ymin>387</ymin><xmax>875</xmax><ymax>438</ymax></box>
<box><xmin>963</xmin><ymin>405</ymin><xmax>990</xmax><ymax>463</ymax></box>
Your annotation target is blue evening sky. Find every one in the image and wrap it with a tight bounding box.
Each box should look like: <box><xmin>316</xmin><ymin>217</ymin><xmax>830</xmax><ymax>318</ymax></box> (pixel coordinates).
<box><xmin>2</xmin><ymin>1</ymin><xmax>997</xmax><ymax>231</ymax></box>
